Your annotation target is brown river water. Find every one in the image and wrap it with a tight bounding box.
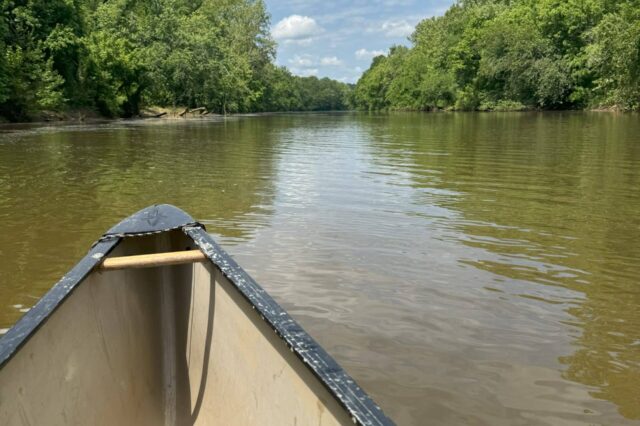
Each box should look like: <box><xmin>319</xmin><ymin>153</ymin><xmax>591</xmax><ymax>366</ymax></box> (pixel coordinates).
<box><xmin>0</xmin><ymin>112</ymin><xmax>639</xmax><ymax>425</ymax></box>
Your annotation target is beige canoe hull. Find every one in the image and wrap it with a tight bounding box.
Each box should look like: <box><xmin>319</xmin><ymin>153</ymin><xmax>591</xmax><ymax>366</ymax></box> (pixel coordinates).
<box><xmin>0</xmin><ymin>205</ymin><xmax>392</xmax><ymax>426</ymax></box>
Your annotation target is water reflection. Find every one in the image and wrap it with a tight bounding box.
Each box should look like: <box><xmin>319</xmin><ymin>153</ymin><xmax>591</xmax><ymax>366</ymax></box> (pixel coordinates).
<box><xmin>1</xmin><ymin>113</ymin><xmax>639</xmax><ymax>425</ymax></box>
<box><xmin>0</xmin><ymin>118</ymin><xmax>280</xmax><ymax>327</ymax></box>
<box><xmin>364</xmin><ymin>112</ymin><xmax>640</xmax><ymax>423</ymax></box>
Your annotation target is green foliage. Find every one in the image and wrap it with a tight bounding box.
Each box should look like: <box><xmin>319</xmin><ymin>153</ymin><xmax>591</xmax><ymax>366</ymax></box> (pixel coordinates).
<box><xmin>475</xmin><ymin>9</ymin><xmax>572</xmax><ymax>107</ymax></box>
<box><xmin>477</xmin><ymin>99</ymin><xmax>527</xmax><ymax>111</ymax></box>
<box><xmin>0</xmin><ymin>0</ymin><xmax>351</xmax><ymax>121</ymax></box>
<box><xmin>354</xmin><ymin>0</ymin><xmax>640</xmax><ymax>111</ymax></box>
<box><xmin>254</xmin><ymin>66</ymin><xmax>351</xmax><ymax>112</ymax></box>
<box><xmin>0</xmin><ymin>12</ymin><xmax>8</xmax><ymax>105</ymax></box>
<box><xmin>587</xmin><ymin>2</ymin><xmax>640</xmax><ymax>110</ymax></box>
<box><xmin>82</xmin><ymin>0</ymin><xmax>147</xmax><ymax>116</ymax></box>
<box><xmin>0</xmin><ymin>0</ymin><xmax>71</xmax><ymax>119</ymax></box>
<box><xmin>353</xmin><ymin>55</ymin><xmax>394</xmax><ymax>110</ymax></box>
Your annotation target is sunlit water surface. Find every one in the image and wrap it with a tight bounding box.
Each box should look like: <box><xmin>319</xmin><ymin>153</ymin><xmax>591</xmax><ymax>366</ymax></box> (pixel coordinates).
<box><xmin>1</xmin><ymin>112</ymin><xmax>639</xmax><ymax>425</ymax></box>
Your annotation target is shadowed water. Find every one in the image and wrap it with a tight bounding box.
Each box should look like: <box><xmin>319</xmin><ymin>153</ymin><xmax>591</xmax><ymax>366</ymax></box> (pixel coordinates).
<box><xmin>0</xmin><ymin>112</ymin><xmax>639</xmax><ymax>425</ymax></box>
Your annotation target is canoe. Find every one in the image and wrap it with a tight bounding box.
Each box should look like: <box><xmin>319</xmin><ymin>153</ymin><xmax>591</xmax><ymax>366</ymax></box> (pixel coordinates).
<box><xmin>0</xmin><ymin>205</ymin><xmax>393</xmax><ymax>426</ymax></box>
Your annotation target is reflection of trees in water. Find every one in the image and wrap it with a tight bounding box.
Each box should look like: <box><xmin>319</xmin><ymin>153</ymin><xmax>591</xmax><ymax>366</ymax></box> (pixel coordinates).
<box><xmin>0</xmin><ymin>118</ymin><xmax>284</xmax><ymax>328</ymax></box>
<box><xmin>90</xmin><ymin>119</ymin><xmax>282</xmax><ymax>233</ymax></box>
<box><xmin>362</xmin><ymin>112</ymin><xmax>640</xmax><ymax>419</ymax></box>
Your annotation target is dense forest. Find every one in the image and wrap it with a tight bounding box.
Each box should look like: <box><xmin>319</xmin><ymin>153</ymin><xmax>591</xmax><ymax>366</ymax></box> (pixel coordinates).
<box><xmin>354</xmin><ymin>0</ymin><xmax>640</xmax><ymax>111</ymax></box>
<box><xmin>3</xmin><ymin>0</ymin><xmax>638</xmax><ymax>121</ymax></box>
<box><xmin>0</xmin><ymin>0</ymin><xmax>351</xmax><ymax>121</ymax></box>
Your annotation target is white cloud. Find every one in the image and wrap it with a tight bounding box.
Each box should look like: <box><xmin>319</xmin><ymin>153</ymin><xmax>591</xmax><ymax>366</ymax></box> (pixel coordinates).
<box><xmin>320</xmin><ymin>56</ymin><xmax>342</xmax><ymax>66</ymax></box>
<box><xmin>355</xmin><ymin>48</ymin><xmax>386</xmax><ymax>60</ymax></box>
<box><xmin>381</xmin><ymin>19</ymin><xmax>414</xmax><ymax>37</ymax></box>
<box><xmin>291</xmin><ymin>68</ymin><xmax>319</xmax><ymax>77</ymax></box>
<box><xmin>288</xmin><ymin>38</ymin><xmax>314</xmax><ymax>46</ymax></box>
<box><xmin>272</xmin><ymin>15</ymin><xmax>323</xmax><ymax>41</ymax></box>
<box><xmin>289</xmin><ymin>55</ymin><xmax>314</xmax><ymax>67</ymax></box>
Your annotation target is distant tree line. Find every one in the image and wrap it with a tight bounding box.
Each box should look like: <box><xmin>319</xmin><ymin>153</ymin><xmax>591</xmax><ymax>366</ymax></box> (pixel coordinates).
<box><xmin>354</xmin><ymin>0</ymin><xmax>640</xmax><ymax>111</ymax></box>
<box><xmin>0</xmin><ymin>0</ymin><xmax>352</xmax><ymax>121</ymax></box>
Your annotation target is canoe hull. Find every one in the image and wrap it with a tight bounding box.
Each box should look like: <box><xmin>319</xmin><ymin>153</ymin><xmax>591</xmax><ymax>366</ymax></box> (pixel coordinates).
<box><xmin>0</xmin><ymin>205</ymin><xmax>393</xmax><ymax>426</ymax></box>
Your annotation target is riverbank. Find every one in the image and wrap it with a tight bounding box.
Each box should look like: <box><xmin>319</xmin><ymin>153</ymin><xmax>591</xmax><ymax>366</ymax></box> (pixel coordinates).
<box><xmin>0</xmin><ymin>106</ymin><xmax>226</xmax><ymax>125</ymax></box>
<box><xmin>2</xmin><ymin>106</ymin><xmax>634</xmax><ymax>127</ymax></box>
<box><xmin>370</xmin><ymin>102</ymin><xmax>633</xmax><ymax>113</ymax></box>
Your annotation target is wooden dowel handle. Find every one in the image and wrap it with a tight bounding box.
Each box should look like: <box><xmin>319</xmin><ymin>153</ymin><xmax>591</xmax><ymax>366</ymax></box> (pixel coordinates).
<box><xmin>100</xmin><ymin>250</ymin><xmax>207</xmax><ymax>271</ymax></box>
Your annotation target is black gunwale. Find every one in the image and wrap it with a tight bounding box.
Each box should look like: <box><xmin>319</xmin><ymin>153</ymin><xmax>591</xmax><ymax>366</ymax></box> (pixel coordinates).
<box><xmin>0</xmin><ymin>204</ymin><xmax>394</xmax><ymax>426</ymax></box>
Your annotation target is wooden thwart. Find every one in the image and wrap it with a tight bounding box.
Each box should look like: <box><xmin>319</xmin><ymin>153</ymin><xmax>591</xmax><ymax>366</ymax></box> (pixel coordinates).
<box><xmin>99</xmin><ymin>250</ymin><xmax>207</xmax><ymax>271</ymax></box>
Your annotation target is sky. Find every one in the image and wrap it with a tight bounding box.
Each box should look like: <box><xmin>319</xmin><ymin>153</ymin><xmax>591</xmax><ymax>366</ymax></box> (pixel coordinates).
<box><xmin>265</xmin><ymin>0</ymin><xmax>455</xmax><ymax>84</ymax></box>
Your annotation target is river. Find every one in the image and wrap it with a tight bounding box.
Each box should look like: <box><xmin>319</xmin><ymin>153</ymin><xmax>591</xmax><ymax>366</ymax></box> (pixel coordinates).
<box><xmin>1</xmin><ymin>112</ymin><xmax>639</xmax><ymax>425</ymax></box>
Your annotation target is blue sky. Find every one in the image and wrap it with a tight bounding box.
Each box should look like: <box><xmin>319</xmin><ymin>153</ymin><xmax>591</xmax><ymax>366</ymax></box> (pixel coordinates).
<box><xmin>265</xmin><ymin>0</ymin><xmax>455</xmax><ymax>83</ymax></box>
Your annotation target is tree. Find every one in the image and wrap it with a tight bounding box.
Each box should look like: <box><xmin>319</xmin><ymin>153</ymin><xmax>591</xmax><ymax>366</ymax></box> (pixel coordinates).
<box><xmin>0</xmin><ymin>0</ymin><xmax>351</xmax><ymax>121</ymax></box>
<box><xmin>353</xmin><ymin>0</ymin><xmax>640</xmax><ymax>111</ymax></box>
<box><xmin>0</xmin><ymin>0</ymin><xmax>69</xmax><ymax>119</ymax></box>
<box><xmin>587</xmin><ymin>2</ymin><xmax>640</xmax><ymax>109</ymax></box>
